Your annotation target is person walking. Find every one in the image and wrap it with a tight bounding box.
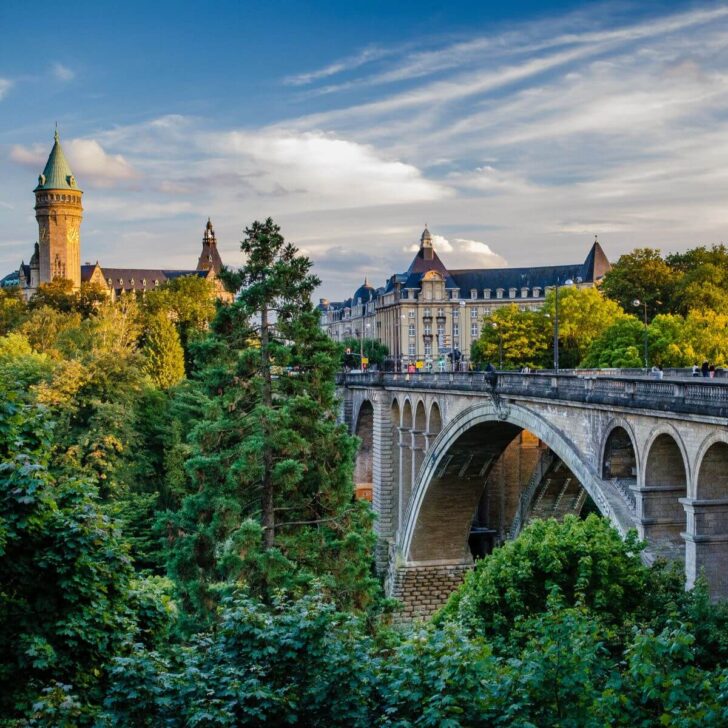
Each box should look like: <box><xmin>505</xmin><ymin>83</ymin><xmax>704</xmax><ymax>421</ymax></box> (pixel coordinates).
<box><xmin>485</xmin><ymin>362</ymin><xmax>498</xmax><ymax>389</ymax></box>
<box><xmin>702</xmin><ymin>361</ymin><xmax>710</xmax><ymax>378</ymax></box>
<box><xmin>692</xmin><ymin>363</ymin><xmax>699</xmax><ymax>377</ymax></box>
<box><xmin>709</xmin><ymin>364</ymin><xmax>716</xmax><ymax>379</ymax></box>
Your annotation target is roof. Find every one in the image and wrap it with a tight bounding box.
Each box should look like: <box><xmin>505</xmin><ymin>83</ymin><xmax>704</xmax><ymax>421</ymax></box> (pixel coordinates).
<box><xmin>81</xmin><ymin>265</ymin><xmax>210</xmax><ymax>292</ymax></box>
<box><xmin>1</xmin><ymin>269</ymin><xmax>21</xmax><ymax>287</ymax></box>
<box><xmin>353</xmin><ymin>278</ymin><xmax>376</xmax><ymax>303</ymax></box>
<box><xmin>196</xmin><ymin>218</ymin><xmax>224</xmax><ymax>274</ymax></box>
<box><xmin>34</xmin><ymin>130</ymin><xmax>82</xmax><ymax>192</ymax></box>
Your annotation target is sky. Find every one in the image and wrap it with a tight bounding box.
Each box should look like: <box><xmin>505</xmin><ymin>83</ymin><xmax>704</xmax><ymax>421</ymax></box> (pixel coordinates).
<box><xmin>2</xmin><ymin>0</ymin><xmax>728</xmax><ymax>300</ymax></box>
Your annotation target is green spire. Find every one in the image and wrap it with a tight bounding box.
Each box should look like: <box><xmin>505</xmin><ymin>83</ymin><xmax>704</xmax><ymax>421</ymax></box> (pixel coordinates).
<box><xmin>34</xmin><ymin>130</ymin><xmax>82</xmax><ymax>192</ymax></box>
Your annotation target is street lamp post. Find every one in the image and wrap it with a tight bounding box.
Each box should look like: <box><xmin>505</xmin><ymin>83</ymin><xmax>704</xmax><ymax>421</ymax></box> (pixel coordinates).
<box><xmin>489</xmin><ymin>322</ymin><xmax>503</xmax><ymax>369</ymax></box>
<box><xmin>633</xmin><ymin>299</ymin><xmax>648</xmax><ymax>368</ymax></box>
<box><xmin>553</xmin><ymin>278</ymin><xmax>573</xmax><ymax>372</ymax></box>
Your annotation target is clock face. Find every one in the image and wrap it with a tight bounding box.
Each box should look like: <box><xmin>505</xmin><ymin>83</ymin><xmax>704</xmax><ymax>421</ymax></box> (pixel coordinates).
<box><xmin>39</xmin><ymin>226</ymin><xmax>49</xmax><ymax>244</ymax></box>
<box><xmin>67</xmin><ymin>227</ymin><xmax>80</xmax><ymax>246</ymax></box>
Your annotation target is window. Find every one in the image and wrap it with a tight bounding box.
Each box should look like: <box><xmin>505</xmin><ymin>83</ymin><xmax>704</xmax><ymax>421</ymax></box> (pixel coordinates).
<box><xmin>424</xmin><ymin>307</ymin><xmax>432</xmax><ymax>317</ymax></box>
<box><xmin>408</xmin><ymin>310</ymin><xmax>416</xmax><ymax>318</ymax></box>
<box><xmin>424</xmin><ymin>343</ymin><xmax>432</xmax><ymax>356</ymax></box>
<box><xmin>437</xmin><ymin>307</ymin><xmax>445</xmax><ymax>317</ymax></box>
<box><xmin>408</xmin><ymin>324</ymin><xmax>416</xmax><ymax>336</ymax></box>
<box><xmin>470</xmin><ymin>289</ymin><xmax>478</xmax><ymax>299</ymax></box>
<box><xmin>453</xmin><ymin>338</ymin><xmax>460</xmax><ymax>348</ymax></box>
<box><xmin>533</xmin><ymin>287</ymin><xmax>541</xmax><ymax>297</ymax></box>
<box><xmin>496</xmin><ymin>288</ymin><xmax>504</xmax><ymax>299</ymax></box>
<box><xmin>453</xmin><ymin>324</ymin><xmax>459</xmax><ymax>336</ymax></box>
<box><xmin>437</xmin><ymin>324</ymin><xmax>445</xmax><ymax>336</ymax></box>
<box><xmin>470</xmin><ymin>307</ymin><xmax>478</xmax><ymax>319</ymax></box>
<box><xmin>424</xmin><ymin>325</ymin><xmax>432</xmax><ymax>335</ymax></box>
<box><xmin>471</xmin><ymin>323</ymin><xmax>479</xmax><ymax>337</ymax></box>
<box><xmin>509</xmin><ymin>288</ymin><xmax>517</xmax><ymax>299</ymax></box>
<box><xmin>521</xmin><ymin>287</ymin><xmax>529</xmax><ymax>298</ymax></box>
<box><xmin>484</xmin><ymin>289</ymin><xmax>491</xmax><ymax>299</ymax></box>
<box><xmin>408</xmin><ymin>343</ymin><xmax>416</xmax><ymax>356</ymax></box>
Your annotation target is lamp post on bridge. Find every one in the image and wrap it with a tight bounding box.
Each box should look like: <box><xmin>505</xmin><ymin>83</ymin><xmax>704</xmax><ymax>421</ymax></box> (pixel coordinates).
<box><xmin>632</xmin><ymin>299</ymin><xmax>659</xmax><ymax>369</ymax></box>
<box><xmin>489</xmin><ymin>321</ymin><xmax>503</xmax><ymax>369</ymax></box>
<box><xmin>553</xmin><ymin>277</ymin><xmax>574</xmax><ymax>372</ymax></box>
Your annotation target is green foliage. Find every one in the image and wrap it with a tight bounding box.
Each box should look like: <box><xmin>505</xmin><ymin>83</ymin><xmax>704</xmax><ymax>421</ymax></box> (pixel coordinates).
<box><xmin>0</xmin><ymin>286</ymin><xmax>27</xmax><ymax>335</ymax></box>
<box><xmin>602</xmin><ymin>248</ymin><xmax>677</xmax><ymax>316</ymax></box>
<box><xmin>166</xmin><ymin>218</ymin><xmax>379</xmax><ymax>628</ymax></box>
<box><xmin>582</xmin><ymin>316</ymin><xmax>645</xmax><ymax>367</ymax></box>
<box><xmin>0</xmin><ymin>398</ymin><xmax>174</xmax><ymax>720</ymax></box>
<box><xmin>142</xmin><ymin>312</ymin><xmax>185</xmax><ymax>389</ymax></box>
<box><xmin>471</xmin><ymin>303</ymin><xmax>550</xmax><ymax>369</ymax></box>
<box><xmin>439</xmin><ymin>515</ymin><xmax>663</xmax><ymax>645</ymax></box>
<box><xmin>341</xmin><ymin>336</ymin><xmax>389</xmax><ymax>367</ymax></box>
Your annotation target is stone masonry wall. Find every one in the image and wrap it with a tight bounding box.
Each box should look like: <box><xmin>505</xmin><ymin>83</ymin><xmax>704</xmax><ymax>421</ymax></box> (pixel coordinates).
<box><xmin>388</xmin><ymin>563</ymin><xmax>472</xmax><ymax>620</ymax></box>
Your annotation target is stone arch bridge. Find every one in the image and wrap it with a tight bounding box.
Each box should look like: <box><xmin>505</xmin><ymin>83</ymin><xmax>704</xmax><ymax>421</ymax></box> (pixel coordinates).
<box><xmin>339</xmin><ymin>371</ymin><xmax>728</xmax><ymax>618</ymax></box>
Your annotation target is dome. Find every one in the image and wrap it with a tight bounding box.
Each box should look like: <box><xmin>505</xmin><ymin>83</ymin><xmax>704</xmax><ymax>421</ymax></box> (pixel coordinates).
<box><xmin>354</xmin><ymin>278</ymin><xmax>376</xmax><ymax>303</ymax></box>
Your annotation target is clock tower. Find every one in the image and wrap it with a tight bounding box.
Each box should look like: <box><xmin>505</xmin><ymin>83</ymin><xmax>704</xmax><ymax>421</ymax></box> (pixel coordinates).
<box><xmin>34</xmin><ymin>130</ymin><xmax>83</xmax><ymax>289</ymax></box>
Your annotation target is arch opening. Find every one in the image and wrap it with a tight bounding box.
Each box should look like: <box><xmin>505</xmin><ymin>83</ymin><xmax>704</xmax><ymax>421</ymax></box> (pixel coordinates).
<box><xmin>406</xmin><ymin>415</ymin><xmax>599</xmax><ymax>565</ymax></box>
<box><xmin>602</xmin><ymin>426</ymin><xmax>637</xmax><ymax>481</ymax></box>
<box><xmin>390</xmin><ymin>399</ymin><xmax>401</xmax><ymax>530</ymax></box>
<box><xmin>399</xmin><ymin>400</ymin><xmax>414</xmax><ymax>524</ymax></box>
<box><xmin>353</xmin><ymin>400</ymin><xmax>374</xmax><ymax>502</ymax></box>
<box><xmin>642</xmin><ymin>433</ymin><xmax>687</xmax><ymax>558</ymax></box>
<box><xmin>428</xmin><ymin>402</ymin><xmax>442</xmax><ymax>438</ymax></box>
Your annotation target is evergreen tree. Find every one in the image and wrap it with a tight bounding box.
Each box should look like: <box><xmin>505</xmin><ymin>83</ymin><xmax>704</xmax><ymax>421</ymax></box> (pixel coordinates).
<box><xmin>167</xmin><ymin>218</ymin><xmax>378</xmax><ymax>626</ymax></box>
<box><xmin>142</xmin><ymin>312</ymin><xmax>186</xmax><ymax>389</ymax></box>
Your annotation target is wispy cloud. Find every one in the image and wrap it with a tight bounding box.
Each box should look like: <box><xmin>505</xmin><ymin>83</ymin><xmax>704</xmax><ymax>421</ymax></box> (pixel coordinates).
<box><xmin>52</xmin><ymin>62</ymin><xmax>75</xmax><ymax>82</ymax></box>
<box><xmin>0</xmin><ymin>78</ymin><xmax>13</xmax><ymax>100</ymax></box>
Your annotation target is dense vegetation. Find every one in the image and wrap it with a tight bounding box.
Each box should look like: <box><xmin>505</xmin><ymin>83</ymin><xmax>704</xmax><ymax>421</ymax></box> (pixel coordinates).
<box><xmin>2</xmin><ymin>231</ymin><xmax>728</xmax><ymax>725</ymax></box>
<box><xmin>471</xmin><ymin>244</ymin><xmax>728</xmax><ymax>369</ymax></box>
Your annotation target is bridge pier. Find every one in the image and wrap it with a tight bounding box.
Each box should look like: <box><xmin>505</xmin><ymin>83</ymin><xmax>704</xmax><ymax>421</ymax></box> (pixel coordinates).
<box><xmin>371</xmin><ymin>394</ymin><xmax>397</xmax><ymax>572</ymax></box>
<box><xmin>682</xmin><ymin>498</ymin><xmax>728</xmax><ymax>596</ymax></box>
<box><xmin>387</xmin><ymin>561</ymin><xmax>471</xmax><ymax>620</ymax></box>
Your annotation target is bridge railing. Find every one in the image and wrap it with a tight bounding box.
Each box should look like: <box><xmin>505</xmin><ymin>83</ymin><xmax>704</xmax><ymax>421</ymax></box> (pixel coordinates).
<box><xmin>337</xmin><ymin>370</ymin><xmax>728</xmax><ymax>418</ymax></box>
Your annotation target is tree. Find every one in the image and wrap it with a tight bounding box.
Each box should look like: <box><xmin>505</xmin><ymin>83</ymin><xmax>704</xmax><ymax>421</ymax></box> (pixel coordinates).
<box><xmin>166</xmin><ymin>218</ymin><xmax>379</xmax><ymax>625</ymax></box>
<box><xmin>541</xmin><ymin>287</ymin><xmax>628</xmax><ymax>368</ymax></box>
<box><xmin>341</xmin><ymin>337</ymin><xmax>389</xmax><ymax>368</ymax></box>
<box><xmin>0</xmin><ymin>286</ymin><xmax>27</xmax><ymax>335</ymax></box>
<box><xmin>438</xmin><ymin>515</ymin><xmax>670</xmax><ymax>646</ymax></box>
<box><xmin>0</xmin><ymin>395</ymin><xmax>174</xmax><ymax>720</ymax></box>
<box><xmin>601</xmin><ymin>248</ymin><xmax>677</xmax><ymax>317</ymax></box>
<box><xmin>582</xmin><ymin>317</ymin><xmax>645</xmax><ymax>368</ymax></box>
<box><xmin>142</xmin><ymin>313</ymin><xmax>185</xmax><ymax>389</ymax></box>
<box><xmin>471</xmin><ymin>304</ymin><xmax>550</xmax><ymax>369</ymax></box>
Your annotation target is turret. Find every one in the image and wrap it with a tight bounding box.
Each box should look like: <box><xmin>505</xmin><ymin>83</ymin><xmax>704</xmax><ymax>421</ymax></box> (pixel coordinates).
<box><xmin>196</xmin><ymin>218</ymin><xmax>224</xmax><ymax>274</ymax></box>
<box><xmin>34</xmin><ymin>130</ymin><xmax>83</xmax><ymax>289</ymax></box>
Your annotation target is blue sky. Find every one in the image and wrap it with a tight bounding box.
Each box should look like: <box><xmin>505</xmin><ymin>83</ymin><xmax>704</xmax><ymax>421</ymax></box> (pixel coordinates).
<box><xmin>1</xmin><ymin>0</ymin><xmax>726</xmax><ymax>299</ymax></box>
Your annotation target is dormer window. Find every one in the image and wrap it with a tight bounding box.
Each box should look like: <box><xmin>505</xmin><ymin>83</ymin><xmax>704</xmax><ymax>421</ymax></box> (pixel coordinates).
<box><xmin>483</xmin><ymin>289</ymin><xmax>491</xmax><ymax>299</ymax></box>
<box><xmin>521</xmin><ymin>287</ymin><xmax>529</xmax><ymax>298</ymax></box>
<box><xmin>118</xmin><ymin>278</ymin><xmax>124</xmax><ymax>286</ymax></box>
<box><xmin>509</xmin><ymin>288</ymin><xmax>517</xmax><ymax>299</ymax></box>
<box><xmin>153</xmin><ymin>279</ymin><xmax>160</xmax><ymax>286</ymax></box>
<box><xmin>470</xmin><ymin>289</ymin><xmax>478</xmax><ymax>299</ymax></box>
<box><xmin>496</xmin><ymin>288</ymin><xmax>504</xmax><ymax>299</ymax></box>
<box><xmin>142</xmin><ymin>279</ymin><xmax>147</xmax><ymax>288</ymax></box>
<box><xmin>533</xmin><ymin>287</ymin><xmax>541</xmax><ymax>297</ymax></box>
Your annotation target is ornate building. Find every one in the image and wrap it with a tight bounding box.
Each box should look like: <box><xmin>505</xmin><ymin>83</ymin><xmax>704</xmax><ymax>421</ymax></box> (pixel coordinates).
<box><xmin>319</xmin><ymin>227</ymin><xmax>611</xmax><ymax>368</ymax></box>
<box><xmin>6</xmin><ymin>132</ymin><xmax>231</xmax><ymax>302</ymax></box>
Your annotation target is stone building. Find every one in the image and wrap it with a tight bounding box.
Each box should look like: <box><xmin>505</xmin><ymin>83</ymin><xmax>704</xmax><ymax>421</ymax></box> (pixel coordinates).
<box><xmin>319</xmin><ymin>227</ymin><xmax>610</xmax><ymax>368</ymax></box>
<box><xmin>5</xmin><ymin>132</ymin><xmax>231</xmax><ymax>302</ymax></box>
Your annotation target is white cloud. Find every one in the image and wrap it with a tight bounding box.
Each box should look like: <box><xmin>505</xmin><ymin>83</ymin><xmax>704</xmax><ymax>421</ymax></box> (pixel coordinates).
<box><xmin>0</xmin><ymin>78</ymin><xmax>13</xmax><ymax>100</ymax></box>
<box><xmin>406</xmin><ymin>234</ymin><xmax>507</xmax><ymax>269</ymax></box>
<box><xmin>207</xmin><ymin>129</ymin><xmax>451</xmax><ymax>209</ymax></box>
<box><xmin>52</xmin><ymin>62</ymin><xmax>75</xmax><ymax>82</ymax></box>
<box><xmin>9</xmin><ymin>138</ymin><xmax>137</xmax><ymax>185</ymax></box>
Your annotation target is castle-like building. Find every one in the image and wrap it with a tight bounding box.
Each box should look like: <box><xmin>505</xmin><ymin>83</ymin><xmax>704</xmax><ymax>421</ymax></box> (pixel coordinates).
<box><xmin>319</xmin><ymin>227</ymin><xmax>610</xmax><ymax>368</ymax></box>
<box><xmin>4</xmin><ymin>131</ymin><xmax>230</xmax><ymax>301</ymax></box>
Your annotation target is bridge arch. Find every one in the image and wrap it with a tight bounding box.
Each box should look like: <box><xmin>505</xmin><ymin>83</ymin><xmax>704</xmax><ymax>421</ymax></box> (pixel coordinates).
<box><xmin>601</xmin><ymin>420</ymin><xmax>639</xmax><ymax>481</ymax></box>
<box><xmin>640</xmin><ymin>426</ymin><xmax>689</xmax><ymax>553</ymax></box>
<box><xmin>428</xmin><ymin>401</ymin><xmax>442</xmax><ymax>437</ymax></box>
<box><xmin>400</xmin><ymin>401</ymin><xmax>632</xmax><ymax>565</ymax></box>
<box><xmin>353</xmin><ymin>399</ymin><xmax>374</xmax><ymax>501</ymax></box>
<box><xmin>694</xmin><ymin>433</ymin><xmax>728</xmax><ymax>500</ymax></box>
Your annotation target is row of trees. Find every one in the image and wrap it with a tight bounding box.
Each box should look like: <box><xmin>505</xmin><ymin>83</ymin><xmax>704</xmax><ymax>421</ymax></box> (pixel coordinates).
<box><xmin>472</xmin><ymin>244</ymin><xmax>728</xmax><ymax>370</ymax></box>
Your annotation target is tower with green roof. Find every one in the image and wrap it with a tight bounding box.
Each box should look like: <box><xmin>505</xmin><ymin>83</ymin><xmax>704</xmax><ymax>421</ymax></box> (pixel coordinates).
<box><xmin>34</xmin><ymin>130</ymin><xmax>83</xmax><ymax>289</ymax></box>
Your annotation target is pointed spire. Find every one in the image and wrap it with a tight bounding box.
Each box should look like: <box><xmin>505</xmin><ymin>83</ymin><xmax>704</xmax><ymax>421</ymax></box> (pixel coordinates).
<box><xmin>34</xmin><ymin>129</ymin><xmax>81</xmax><ymax>192</ymax></box>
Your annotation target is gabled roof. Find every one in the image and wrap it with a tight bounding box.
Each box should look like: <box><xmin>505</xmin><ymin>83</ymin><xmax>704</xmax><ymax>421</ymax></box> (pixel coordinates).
<box><xmin>81</xmin><ymin>265</ymin><xmax>210</xmax><ymax>292</ymax></box>
<box><xmin>34</xmin><ymin>130</ymin><xmax>82</xmax><ymax>192</ymax></box>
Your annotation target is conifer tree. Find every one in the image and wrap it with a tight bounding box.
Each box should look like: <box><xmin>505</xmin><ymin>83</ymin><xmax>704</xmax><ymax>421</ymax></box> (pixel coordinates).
<box><xmin>167</xmin><ymin>218</ymin><xmax>378</xmax><ymax>625</ymax></box>
<box><xmin>142</xmin><ymin>312</ymin><xmax>185</xmax><ymax>389</ymax></box>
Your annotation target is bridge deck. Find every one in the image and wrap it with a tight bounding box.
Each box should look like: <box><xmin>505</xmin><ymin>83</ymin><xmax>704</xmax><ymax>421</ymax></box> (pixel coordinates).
<box><xmin>338</xmin><ymin>371</ymin><xmax>728</xmax><ymax>418</ymax></box>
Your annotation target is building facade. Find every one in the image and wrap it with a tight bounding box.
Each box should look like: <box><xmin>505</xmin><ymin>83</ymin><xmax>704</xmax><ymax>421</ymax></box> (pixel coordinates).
<box><xmin>5</xmin><ymin>132</ymin><xmax>231</xmax><ymax>302</ymax></box>
<box><xmin>319</xmin><ymin>227</ymin><xmax>611</xmax><ymax>369</ymax></box>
